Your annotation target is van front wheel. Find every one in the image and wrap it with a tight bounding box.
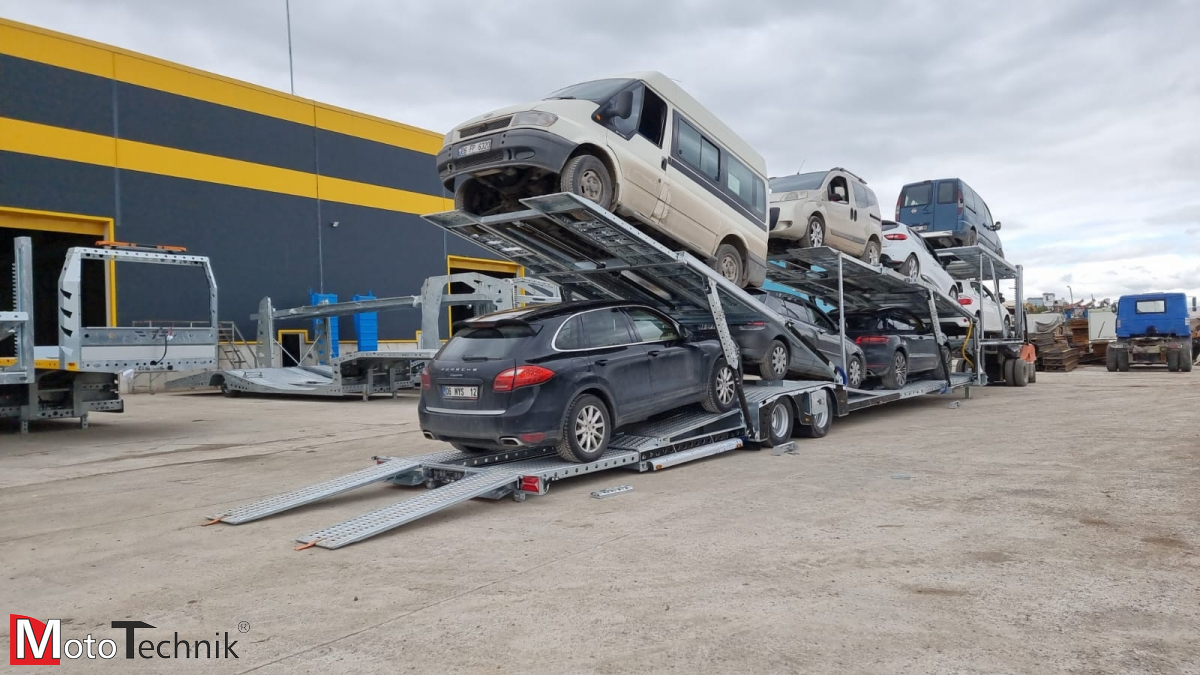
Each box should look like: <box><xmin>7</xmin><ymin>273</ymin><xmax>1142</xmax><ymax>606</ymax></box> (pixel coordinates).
<box><xmin>560</xmin><ymin>154</ymin><xmax>614</xmax><ymax>212</ymax></box>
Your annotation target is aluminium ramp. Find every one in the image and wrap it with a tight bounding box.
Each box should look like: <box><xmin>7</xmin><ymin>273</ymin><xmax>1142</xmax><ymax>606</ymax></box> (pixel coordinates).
<box><xmin>421</xmin><ymin>192</ymin><xmax>835</xmax><ymax>381</ymax></box>
<box><xmin>845</xmin><ymin>373</ymin><xmax>972</xmax><ymax>412</ymax></box>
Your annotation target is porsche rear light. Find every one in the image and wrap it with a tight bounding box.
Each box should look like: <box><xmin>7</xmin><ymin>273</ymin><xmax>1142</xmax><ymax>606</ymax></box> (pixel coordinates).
<box><xmin>855</xmin><ymin>336</ymin><xmax>890</xmax><ymax>345</ymax></box>
<box><xmin>493</xmin><ymin>365</ymin><xmax>555</xmax><ymax>392</ymax></box>
<box><xmin>884</xmin><ymin>233</ymin><xmax>907</xmax><ymax>240</ymax></box>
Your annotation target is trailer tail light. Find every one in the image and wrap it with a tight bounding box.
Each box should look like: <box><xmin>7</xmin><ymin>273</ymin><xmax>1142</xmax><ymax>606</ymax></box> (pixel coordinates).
<box><xmin>884</xmin><ymin>233</ymin><xmax>907</xmax><ymax>240</ymax></box>
<box><xmin>420</xmin><ymin>370</ymin><xmax>431</xmax><ymax>389</ymax></box>
<box><xmin>855</xmin><ymin>336</ymin><xmax>890</xmax><ymax>345</ymax></box>
<box><xmin>493</xmin><ymin>365</ymin><xmax>555</xmax><ymax>392</ymax></box>
<box><xmin>958</xmin><ymin>298</ymin><xmax>973</xmax><ymax>306</ymax></box>
<box><xmin>519</xmin><ymin>475</ymin><xmax>542</xmax><ymax>492</ymax></box>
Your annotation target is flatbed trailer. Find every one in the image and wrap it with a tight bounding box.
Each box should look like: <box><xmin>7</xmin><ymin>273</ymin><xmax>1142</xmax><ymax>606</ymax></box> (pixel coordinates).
<box><xmin>203</xmin><ymin>194</ymin><xmax>978</xmax><ymax>548</ymax></box>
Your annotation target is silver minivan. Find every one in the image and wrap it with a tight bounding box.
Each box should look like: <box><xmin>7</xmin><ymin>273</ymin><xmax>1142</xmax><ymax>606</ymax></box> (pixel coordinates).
<box><xmin>438</xmin><ymin>72</ymin><xmax>770</xmax><ymax>287</ymax></box>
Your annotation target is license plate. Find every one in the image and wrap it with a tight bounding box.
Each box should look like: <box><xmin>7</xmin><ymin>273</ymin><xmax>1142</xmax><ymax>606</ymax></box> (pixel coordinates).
<box><xmin>442</xmin><ymin>385</ymin><xmax>479</xmax><ymax>399</ymax></box>
<box><xmin>910</xmin><ymin>225</ymin><xmax>928</xmax><ymax>232</ymax></box>
<box><xmin>457</xmin><ymin>140</ymin><xmax>492</xmax><ymax>157</ymax></box>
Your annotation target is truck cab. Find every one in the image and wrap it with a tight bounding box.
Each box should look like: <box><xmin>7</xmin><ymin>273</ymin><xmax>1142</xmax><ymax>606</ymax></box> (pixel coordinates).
<box><xmin>1108</xmin><ymin>292</ymin><xmax>1193</xmax><ymax>372</ymax></box>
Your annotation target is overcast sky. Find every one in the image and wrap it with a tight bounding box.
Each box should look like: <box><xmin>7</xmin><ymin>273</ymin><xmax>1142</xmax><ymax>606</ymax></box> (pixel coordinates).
<box><xmin>3</xmin><ymin>0</ymin><xmax>1198</xmax><ymax>306</ymax></box>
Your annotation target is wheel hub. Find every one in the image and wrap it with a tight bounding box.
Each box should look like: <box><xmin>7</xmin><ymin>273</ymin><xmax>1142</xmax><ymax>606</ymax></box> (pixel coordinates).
<box><xmin>578</xmin><ymin>170</ymin><xmax>603</xmax><ymax>201</ymax></box>
<box><xmin>717</xmin><ymin>367</ymin><xmax>735</xmax><ymax>404</ymax></box>
<box><xmin>574</xmin><ymin>405</ymin><xmax>605</xmax><ymax>452</ymax></box>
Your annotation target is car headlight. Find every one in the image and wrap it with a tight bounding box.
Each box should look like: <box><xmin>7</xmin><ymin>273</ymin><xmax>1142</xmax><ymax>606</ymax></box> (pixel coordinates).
<box><xmin>781</xmin><ymin>191</ymin><xmax>808</xmax><ymax>202</ymax></box>
<box><xmin>511</xmin><ymin>111</ymin><xmax>559</xmax><ymax>127</ymax></box>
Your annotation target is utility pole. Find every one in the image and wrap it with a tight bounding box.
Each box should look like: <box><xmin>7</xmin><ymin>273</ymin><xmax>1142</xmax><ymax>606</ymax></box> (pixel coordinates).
<box><xmin>285</xmin><ymin>0</ymin><xmax>295</xmax><ymax>95</ymax></box>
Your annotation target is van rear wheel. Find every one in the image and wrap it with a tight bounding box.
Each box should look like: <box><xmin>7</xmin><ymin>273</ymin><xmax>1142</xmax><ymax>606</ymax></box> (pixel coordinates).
<box><xmin>712</xmin><ymin>244</ymin><xmax>745</xmax><ymax>286</ymax></box>
<box><xmin>560</xmin><ymin>154</ymin><xmax>613</xmax><ymax>213</ymax></box>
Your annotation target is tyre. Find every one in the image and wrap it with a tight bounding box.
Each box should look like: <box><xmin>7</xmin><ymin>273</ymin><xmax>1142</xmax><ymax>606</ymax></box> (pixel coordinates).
<box><xmin>880</xmin><ymin>350</ymin><xmax>908</xmax><ymax>389</ymax></box>
<box><xmin>1167</xmin><ymin>348</ymin><xmax>1181</xmax><ymax>372</ymax></box>
<box><xmin>451</xmin><ymin>443</ymin><xmax>492</xmax><ymax>454</ymax></box>
<box><xmin>862</xmin><ymin>239</ymin><xmax>881</xmax><ymax>266</ymax></box>
<box><xmin>1182</xmin><ymin>351</ymin><xmax>1194</xmax><ymax>372</ymax></box>
<box><xmin>555</xmin><ymin>393</ymin><xmax>611</xmax><ymax>463</ymax></box>
<box><xmin>964</xmin><ymin>229</ymin><xmax>979</xmax><ymax>246</ymax></box>
<box><xmin>1106</xmin><ymin>346</ymin><xmax>1118</xmax><ymax>372</ymax></box>
<box><xmin>797</xmin><ymin>389</ymin><xmax>833</xmax><ymax>438</ymax></box>
<box><xmin>702</xmin><ymin>357</ymin><xmax>739</xmax><ymax>413</ymax></box>
<box><xmin>1028</xmin><ymin>365</ymin><xmax>1037</xmax><ymax>383</ymax></box>
<box><xmin>803</xmin><ymin>215</ymin><xmax>825</xmax><ymax>248</ymax></box>
<box><xmin>846</xmin><ymin>354</ymin><xmax>864</xmax><ymax>389</ymax></box>
<box><xmin>1011</xmin><ymin>359</ymin><xmax>1030</xmax><ymax>387</ymax></box>
<box><xmin>712</xmin><ymin>243</ymin><xmax>745</xmax><ymax>286</ymax></box>
<box><xmin>900</xmin><ymin>254</ymin><xmax>920</xmax><ymax>281</ymax></box>
<box><xmin>763</xmin><ymin>398</ymin><xmax>794</xmax><ymax>447</ymax></box>
<box><xmin>1117</xmin><ymin>349</ymin><xmax>1130</xmax><ymax>372</ymax></box>
<box><xmin>454</xmin><ymin>177</ymin><xmax>503</xmax><ymax>216</ymax></box>
<box><xmin>933</xmin><ymin>344</ymin><xmax>952</xmax><ymax>379</ymax></box>
<box><xmin>757</xmin><ymin>339</ymin><xmax>789</xmax><ymax>381</ymax></box>
<box><xmin>559</xmin><ymin>154</ymin><xmax>614</xmax><ymax>212</ymax></box>
<box><xmin>219</xmin><ymin>382</ymin><xmax>240</xmax><ymax>398</ymax></box>
<box><xmin>997</xmin><ymin>248</ymin><xmax>1005</xmax><ymax>260</ymax></box>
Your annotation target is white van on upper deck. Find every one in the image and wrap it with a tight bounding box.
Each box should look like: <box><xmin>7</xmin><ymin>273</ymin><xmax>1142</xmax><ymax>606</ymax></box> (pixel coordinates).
<box><xmin>437</xmin><ymin>71</ymin><xmax>770</xmax><ymax>288</ymax></box>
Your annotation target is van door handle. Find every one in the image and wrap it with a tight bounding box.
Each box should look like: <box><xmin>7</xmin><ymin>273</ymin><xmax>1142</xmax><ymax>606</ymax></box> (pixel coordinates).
<box><xmin>594</xmin><ymin>359</ymin><xmax>609</xmax><ymax>366</ymax></box>
<box><xmin>661</xmin><ymin>157</ymin><xmax>668</xmax><ymax>170</ymax></box>
<box><xmin>647</xmin><ymin>350</ymin><xmax>662</xmax><ymax>357</ymax></box>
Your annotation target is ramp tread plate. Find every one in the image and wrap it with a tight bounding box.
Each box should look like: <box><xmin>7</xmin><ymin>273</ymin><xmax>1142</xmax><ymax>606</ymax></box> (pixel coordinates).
<box><xmin>214</xmin><ymin>450</ymin><xmax>469</xmax><ymax>523</ymax></box>
<box><xmin>301</xmin><ymin>469</ymin><xmax>524</xmax><ymax>549</ymax></box>
<box><xmin>624</xmin><ymin>408</ymin><xmax>739</xmax><ymax>441</ymax></box>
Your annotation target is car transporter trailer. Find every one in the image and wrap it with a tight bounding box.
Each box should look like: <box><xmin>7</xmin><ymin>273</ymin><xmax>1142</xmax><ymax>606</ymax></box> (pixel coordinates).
<box><xmin>2</xmin><ymin>236</ymin><xmax>219</xmax><ymax>432</ymax></box>
<box><xmin>200</xmin><ymin>193</ymin><xmax>993</xmax><ymax>549</ymax></box>
<box><xmin>166</xmin><ymin>273</ymin><xmax>560</xmax><ymax>399</ymax></box>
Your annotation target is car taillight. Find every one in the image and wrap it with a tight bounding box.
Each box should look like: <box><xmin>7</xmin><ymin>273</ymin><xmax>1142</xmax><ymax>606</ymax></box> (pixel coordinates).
<box><xmin>855</xmin><ymin>336</ymin><xmax>890</xmax><ymax>345</ymax></box>
<box><xmin>420</xmin><ymin>370</ymin><xmax>430</xmax><ymax>389</ymax></box>
<box><xmin>741</xmin><ymin>321</ymin><xmax>767</xmax><ymax>330</ymax></box>
<box><xmin>956</xmin><ymin>188</ymin><xmax>964</xmax><ymax>216</ymax></box>
<box><xmin>884</xmin><ymin>233</ymin><xmax>907</xmax><ymax>240</ymax></box>
<box><xmin>958</xmin><ymin>298</ymin><xmax>973</xmax><ymax>306</ymax></box>
<box><xmin>493</xmin><ymin>365</ymin><xmax>555</xmax><ymax>392</ymax></box>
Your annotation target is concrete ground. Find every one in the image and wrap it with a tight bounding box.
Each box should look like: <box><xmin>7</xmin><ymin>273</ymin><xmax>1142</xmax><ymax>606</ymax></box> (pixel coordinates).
<box><xmin>2</xmin><ymin>368</ymin><xmax>1197</xmax><ymax>674</ymax></box>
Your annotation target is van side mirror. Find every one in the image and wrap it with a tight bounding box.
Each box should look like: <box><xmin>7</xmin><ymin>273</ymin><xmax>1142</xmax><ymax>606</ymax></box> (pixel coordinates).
<box><xmin>614</xmin><ymin>89</ymin><xmax>634</xmax><ymax>119</ymax></box>
<box><xmin>993</xmin><ymin>221</ymin><xmax>1002</xmax><ymax>231</ymax></box>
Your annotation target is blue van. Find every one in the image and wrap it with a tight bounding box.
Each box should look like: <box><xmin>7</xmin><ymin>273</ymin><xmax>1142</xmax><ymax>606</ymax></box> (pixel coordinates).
<box><xmin>895</xmin><ymin>178</ymin><xmax>1004</xmax><ymax>257</ymax></box>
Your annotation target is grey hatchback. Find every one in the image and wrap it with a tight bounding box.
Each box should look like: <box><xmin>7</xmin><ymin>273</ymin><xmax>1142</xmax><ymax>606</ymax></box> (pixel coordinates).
<box><xmin>732</xmin><ymin>289</ymin><xmax>866</xmax><ymax>387</ymax></box>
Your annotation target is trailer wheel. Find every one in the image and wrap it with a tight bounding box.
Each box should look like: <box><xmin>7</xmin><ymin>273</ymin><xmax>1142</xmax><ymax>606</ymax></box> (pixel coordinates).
<box><xmin>702</xmin><ymin>357</ymin><xmax>739</xmax><ymax>413</ymax></box>
<box><xmin>1167</xmin><ymin>348</ymin><xmax>1181</xmax><ymax>372</ymax></box>
<box><xmin>1116</xmin><ymin>350</ymin><xmax>1130</xmax><ymax>372</ymax></box>
<box><xmin>1182</xmin><ymin>352</ymin><xmax>1194</xmax><ymax>372</ymax></box>
<box><xmin>797</xmin><ymin>390</ymin><xmax>832</xmax><ymax>438</ymax></box>
<box><xmin>219</xmin><ymin>382</ymin><xmax>241</xmax><ymax>398</ymax></box>
<box><xmin>556</xmin><ymin>393</ymin><xmax>611</xmax><ymax>463</ymax></box>
<box><xmin>763</xmin><ymin>398</ymin><xmax>794</xmax><ymax>446</ymax></box>
<box><xmin>757</xmin><ymin>340</ymin><xmax>789</xmax><ymax>381</ymax></box>
<box><xmin>1011</xmin><ymin>359</ymin><xmax>1030</xmax><ymax>387</ymax></box>
<box><xmin>1028</xmin><ymin>363</ymin><xmax>1037</xmax><ymax>383</ymax></box>
<box><xmin>1106</xmin><ymin>347</ymin><xmax>1118</xmax><ymax>372</ymax></box>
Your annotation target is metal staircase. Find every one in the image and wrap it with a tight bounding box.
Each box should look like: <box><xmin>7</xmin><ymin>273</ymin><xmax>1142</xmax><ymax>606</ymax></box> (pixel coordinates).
<box><xmin>217</xmin><ymin>321</ymin><xmax>255</xmax><ymax>369</ymax></box>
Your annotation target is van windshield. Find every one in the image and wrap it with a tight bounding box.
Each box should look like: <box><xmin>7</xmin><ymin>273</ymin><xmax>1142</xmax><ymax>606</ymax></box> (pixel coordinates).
<box><xmin>544</xmin><ymin>78</ymin><xmax>634</xmax><ymax>103</ymax></box>
<box><xmin>770</xmin><ymin>172</ymin><xmax>827</xmax><ymax>193</ymax></box>
<box><xmin>900</xmin><ymin>184</ymin><xmax>932</xmax><ymax>207</ymax></box>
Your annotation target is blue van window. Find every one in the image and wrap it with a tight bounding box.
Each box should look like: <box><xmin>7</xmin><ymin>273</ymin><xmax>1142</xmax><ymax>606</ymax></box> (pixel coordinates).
<box><xmin>901</xmin><ymin>184</ymin><xmax>931</xmax><ymax>207</ymax></box>
<box><xmin>937</xmin><ymin>182</ymin><xmax>956</xmax><ymax>203</ymax></box>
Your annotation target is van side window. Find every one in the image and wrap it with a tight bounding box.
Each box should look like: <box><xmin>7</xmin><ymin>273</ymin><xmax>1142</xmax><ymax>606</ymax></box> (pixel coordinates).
<box><xmin>937</xmin><ymin>182</ymin><xmax>956</xmax><ymax>204</ymax></box>
<box><xmin>964</xmin><ymin>187</ymin><xmax>978</xmax><ymax>213</ymax></box>
<box><xmin>637</xmin><ymin>88</ymin><xmax>667</xmax><ymax>146</ymax></box>
<box><xmin>851</xmin><ymin>181</ymin><xmax>868</xmax><ymax>207</ymax></box>
<box><xmin>726</xmin><ymin>155</ymin><xmax>763</xmax><ymax>217</ymax></box>
<box><xmin>677</xmin><ymin>119</ymin><xmax>719</xmax><ymax>180</ymax></box>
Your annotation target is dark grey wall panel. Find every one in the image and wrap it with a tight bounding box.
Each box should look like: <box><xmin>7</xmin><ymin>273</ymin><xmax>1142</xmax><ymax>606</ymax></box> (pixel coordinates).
<box><xmin>316</xmin><ymin>128</ymin><xmax>443</xmax><ymax>196</ymax></box>
<box><xmin>114</xmin><ymin>170</ymin><xmax>321</xmax><ymax>336</ymax></box>
<box><xmin>116</xmin><ymin>82</ymin><xmax>317</xmax><ymax>174</ymax></box>
<box><xmin>0</xmin><ymin>151</ymin><xmax>116</xmax><ymax>217</ymax></box>
<box><xmin>0</xmin><ymin>54</ymin><xmax>114</xmax><ymax>135</ymax></box>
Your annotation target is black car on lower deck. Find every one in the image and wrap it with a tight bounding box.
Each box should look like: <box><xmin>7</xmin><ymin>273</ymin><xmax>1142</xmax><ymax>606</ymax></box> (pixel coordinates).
<box><xmin>732</xmin><ymin>288</ymin><xmax>865</xmax><ymax>386</ymax></box>
<box><xmin>419</xmin><ymin>301</ymin><xmax>739</xmax><ymax>463</ymax></box>
<box><xmin>840</xmin><ymin>306</ymin><xmax>951</xmax><ymax>389</ymax></box>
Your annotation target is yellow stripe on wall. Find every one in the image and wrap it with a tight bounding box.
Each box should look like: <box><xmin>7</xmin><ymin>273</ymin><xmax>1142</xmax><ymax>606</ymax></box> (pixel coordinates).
<box><xmin>0</xmin><ymin>18</ymin><xmax>444</xmax><ymax>156</ymax></box>
<box><xmin>0</xmin><ymin>117</ymin><xmax>452</xmax><ymax>216</ymax></box>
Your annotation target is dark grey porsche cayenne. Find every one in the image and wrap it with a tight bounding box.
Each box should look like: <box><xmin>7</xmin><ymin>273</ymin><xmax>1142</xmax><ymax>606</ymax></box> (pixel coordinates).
<box><xmin>418</xmin><ymin>301</ymin><xmax>739</xmax><ymax>463</ymax></box>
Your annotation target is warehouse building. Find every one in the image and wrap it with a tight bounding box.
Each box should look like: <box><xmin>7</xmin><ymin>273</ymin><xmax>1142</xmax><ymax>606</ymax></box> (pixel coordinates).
<box><xmin>0</xmin><ymin>18</ymin><xmax>518</xmax><ymax>359</ymax></box>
